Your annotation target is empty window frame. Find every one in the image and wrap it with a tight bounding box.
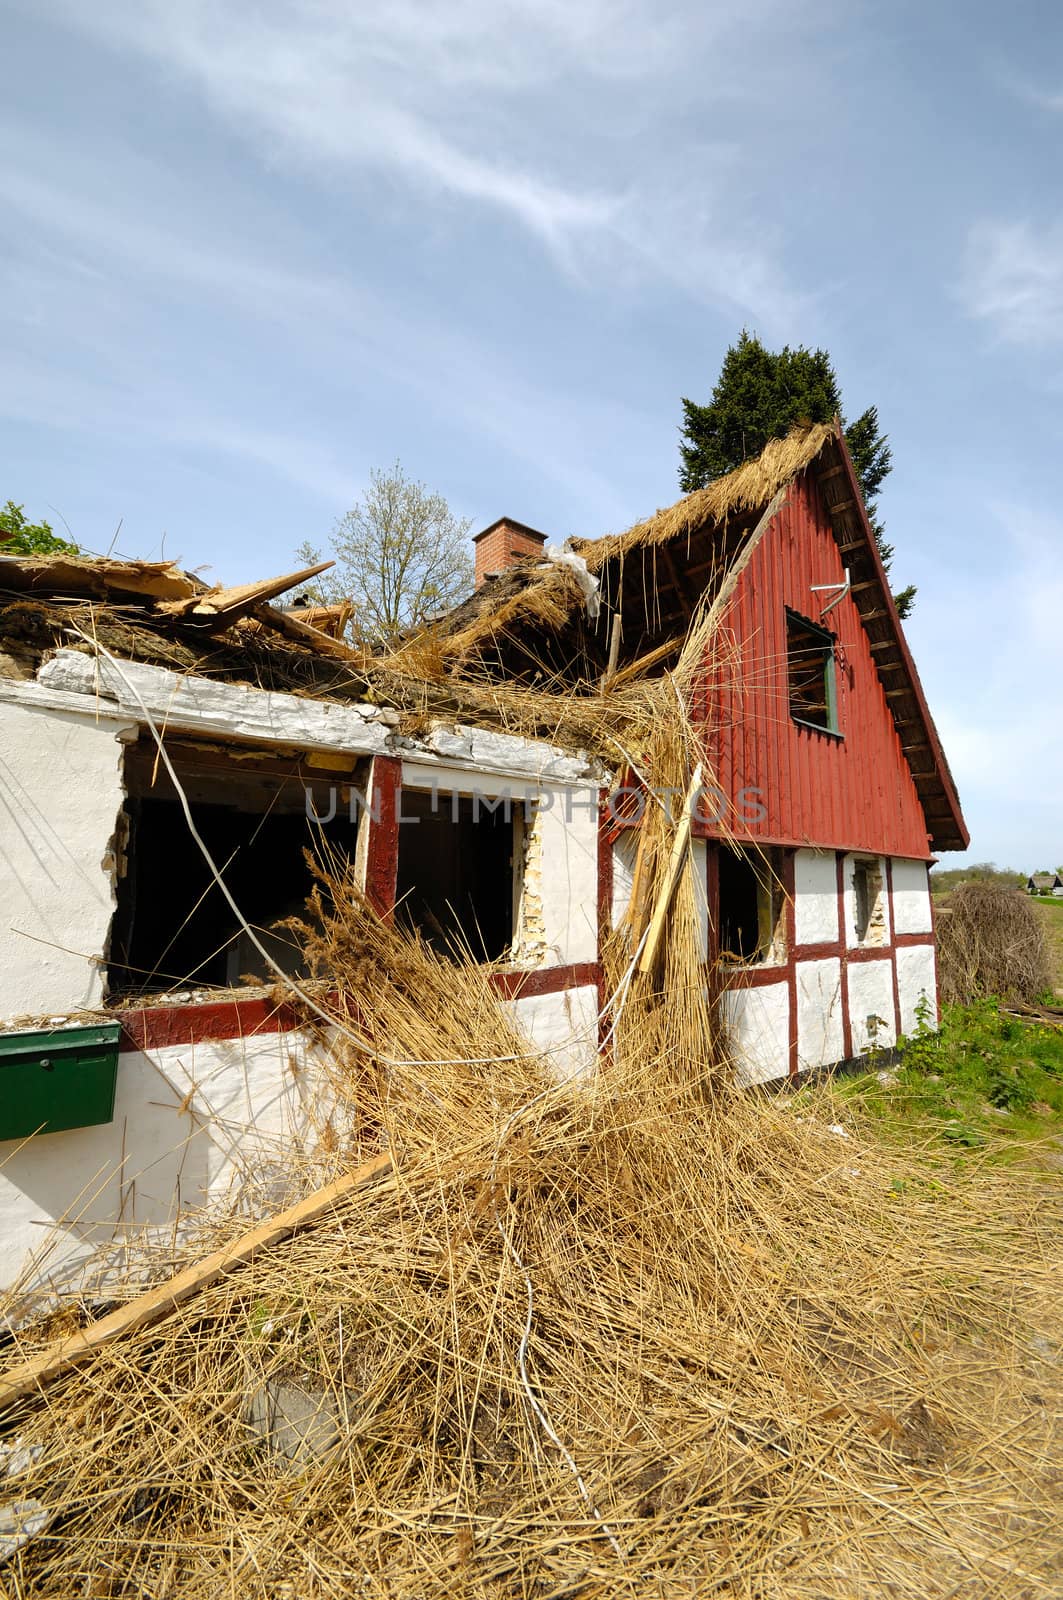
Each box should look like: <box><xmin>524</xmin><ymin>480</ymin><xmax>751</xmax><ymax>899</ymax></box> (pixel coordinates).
<box><xmin>395</xmin><ymin>788</ymin><xmax>516</xmax><ymax>962</ymax></box>
<box><xmin>786</xmin><ymin>609</ymin><xmax>839</xmax><ymax>734</ymax></box>
<box><xmin>851</xmin><ymin>856</ymin><xmax>885</xmax><ymax>946</ymax></box>
<box><xmin>108</xmin><ymin>738</ymin><xmax>361</xmax><ymax>995</ymax></box>
<box><xmin>718</xmin><ymin>847</ymin><xmax>784</xmax><ymax>965</ymax></box>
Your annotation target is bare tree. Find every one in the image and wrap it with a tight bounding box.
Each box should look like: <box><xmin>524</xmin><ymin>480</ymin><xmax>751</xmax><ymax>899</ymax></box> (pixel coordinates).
<box><xmin>298</xmin><ymin>462</ymin><xmax>474</xmax><ymax>641</ymax></box>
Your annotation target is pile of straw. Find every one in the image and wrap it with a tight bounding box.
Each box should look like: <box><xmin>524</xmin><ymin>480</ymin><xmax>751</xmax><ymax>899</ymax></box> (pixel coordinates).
<box><xmin>1</xmin><ymin>535</ymin><xmax>1059</xmax><ymax>1599</ymax></box>
<box><xmin>936</xmin><ymin>882</ymin><xmax>1052</xmax><ymax>1005</ymax></box>
<box><xmin>1</xmin><ymin>901</ymin><xmax>1059</xmax><ymax>1597</ymax></box>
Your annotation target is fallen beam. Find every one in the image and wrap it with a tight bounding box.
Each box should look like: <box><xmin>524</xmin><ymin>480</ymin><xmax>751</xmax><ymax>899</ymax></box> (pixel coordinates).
<box><xmin>0</xmin><ymin>1151</ymin><xmax>395</xmax><ymax>1412</ymax></box>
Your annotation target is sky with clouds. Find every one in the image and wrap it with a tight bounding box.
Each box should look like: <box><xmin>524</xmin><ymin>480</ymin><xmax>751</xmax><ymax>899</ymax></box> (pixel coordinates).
<box><xmin>2</xmin><ymin>0</ymin><xmax>1061</xmax><ymax>870</ymax></box>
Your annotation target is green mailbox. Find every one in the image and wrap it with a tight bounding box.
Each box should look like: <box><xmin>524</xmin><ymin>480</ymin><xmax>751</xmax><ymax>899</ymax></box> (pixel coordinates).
<box><xmin>0</xmin><ymin>1022</ymin><xmax>121</xmax><ymax>1142</ymax></box>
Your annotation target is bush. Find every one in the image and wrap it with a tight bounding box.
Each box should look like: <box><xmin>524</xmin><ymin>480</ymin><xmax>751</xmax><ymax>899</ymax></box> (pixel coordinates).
<box><xmin>936</xmin><ymin>882</ymin><xmax>1051</xmax><ymax>1005</ymax></box>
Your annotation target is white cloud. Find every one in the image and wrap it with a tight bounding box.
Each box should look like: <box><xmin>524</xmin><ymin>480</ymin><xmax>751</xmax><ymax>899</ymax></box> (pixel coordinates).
<box><xmin>21</xmin><ymin>0</ymin><xmax>810</xmax><ymax>326</ymax></box>
<box><xmin>959</xmin><ymin>220</ymin><xmax>1063</xmax><ymax>344</ymax></box>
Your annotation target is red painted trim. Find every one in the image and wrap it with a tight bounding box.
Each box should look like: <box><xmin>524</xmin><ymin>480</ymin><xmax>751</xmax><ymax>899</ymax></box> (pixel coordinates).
<box><xmin>696</xmin><ymin>822</ymin><xmax>933</xmax><ymax>862</ymax></box>
<box><xmin>119</xmin><ymin>995</ymin><xmax>299</xmax><ymax>1052</ymax></box>
<box><xmin>722</xmin><ymin>962</ymin><xmax>791</xmax><ymax>990</ymax></box>
<box><xmin>365</xmin><ymin>755</ymin><xmax>401</xmax><ymax>919</ymax></box>
<box><xmin>847</xmin><ymin>944</ymin><xmax>897</xmax><ymax>964</ymax></box>
<box><xmin>793</xmin><ymin>940</ymin><xmax>844</xmax><ymax>962</ymax></box>
<box><xmin>893</xmin><ymin>931</ymin><xmax>936</xmax><ymax>949</ymax></box>
<box><xmin>489</xmin><ymin>963</ymin><xmax>601</xmax><ymax>1001</ymax></box>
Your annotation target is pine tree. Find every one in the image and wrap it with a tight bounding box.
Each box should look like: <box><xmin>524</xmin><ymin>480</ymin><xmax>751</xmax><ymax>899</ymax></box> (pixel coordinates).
<box><xmin>679</xmin><ymin>332</ymin><xmax>914</xmax><ymax>619</ymax></box>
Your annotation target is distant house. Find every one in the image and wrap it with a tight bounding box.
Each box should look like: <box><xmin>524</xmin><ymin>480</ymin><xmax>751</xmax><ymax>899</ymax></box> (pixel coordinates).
<box><xmin>1027</xmin><ymin>872</ymin><xmax>1063</xmax><ymax>896</ymax></box>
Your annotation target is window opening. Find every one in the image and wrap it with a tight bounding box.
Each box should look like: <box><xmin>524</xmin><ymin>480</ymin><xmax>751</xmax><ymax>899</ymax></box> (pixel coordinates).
<box><xmin>109</xmin><ymin>738</ymin><xmax>361</xmax><ymax>995</ymax></box>
<box><xmin>786</xmin><ymin>609</ymin><xmax>839</xmax><ymax>734</ymax></box>
<box><xmin>395</xmin><ymin>789</ymin><xmax>515</xmax><ymax>962</ymax></box>
<box><xmin>718</xmin><ymin>847</ymin><xmax>783</xmax><ymax>964</ymax></box>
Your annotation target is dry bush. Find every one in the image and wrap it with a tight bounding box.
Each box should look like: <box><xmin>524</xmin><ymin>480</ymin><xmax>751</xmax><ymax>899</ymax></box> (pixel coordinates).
<box><xmin>936</xmin><ymin>881</ymin><xmax>1052</xmax><ymax>1005</ymax></box>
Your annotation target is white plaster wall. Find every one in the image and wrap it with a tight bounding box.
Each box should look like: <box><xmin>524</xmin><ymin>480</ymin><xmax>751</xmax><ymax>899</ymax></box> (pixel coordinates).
<box><xmin>611</xmin><ymin>831</ymin><xmax>638</xmax><ymax>929</ymax></box>
<box><xmin>796</xmin><ymin>957</ymin><xmax>845</xmax><ymax>1070</ymax></box>
<box><xmin>793</xmin><ymin>849</ymin><xmax>839</xmax><ymax>946</ymax></box>
<box><xmin>846</xmin><ymin>960</ymin><xmax>897</xmax><ymax>1053</ymax></box>
<box><xmin>722</xmin><ymin>982</ymin><xmax>790</xmax><ymax>1086</ymax></box>
<box><xmin>895</xmin><ymin>944</ymin><xmax>938</xmax><ymax>1035</ymax></box>
<box><xmin>842</xmin><ymin>854</ymin><xmax>891</xmax><ymax>948</ymax></box>
<box><xmin>510</xmin><ymin>984</ymin><xmax>599</xmax><ymax>1085</ymax></box>
<box><xmin>0</xmin><ymin>1028</ymin><xmax>334</xmax><ymax>1295</ymax></box>
<box><xmin>525</xmin><ymin>790</ymin><xmax>599</xmax><ymax>966</ymax></box>
<box><xmin>890</xmin><ymin>858</ymin><xmax>933</xmax><ymax>935</ymax></box>
<box><xmin>0</xmin><ymin>700</ymin><xmax>133</xmax><ymax>1023</ymax></box>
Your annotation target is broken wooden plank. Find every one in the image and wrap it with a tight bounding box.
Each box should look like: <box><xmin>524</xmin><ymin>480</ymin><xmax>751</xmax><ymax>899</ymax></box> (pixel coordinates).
<box><xmin>605</xmin><ymin>632</ymin><xmax>685</xmax><ymax>690</ymax></box>
<box><xmin>157</xmin><ymin>561</ymin><xmax>335</xmax><ymax>624</ymax></box>
<box><xmin>0</xmin><ymin>1152</ymin><xmax>395</xmax><ymax>1412</ymax></box>
<box><xmin>254</xmin><ymin>603</ymin><xmax>366</xmax><ymax>661</ymax></box>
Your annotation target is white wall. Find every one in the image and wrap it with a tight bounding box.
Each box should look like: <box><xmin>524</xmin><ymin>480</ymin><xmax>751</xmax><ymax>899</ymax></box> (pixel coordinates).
<box><xmin>890</xmin><ymin>858</ymin><xmax>933</xmax><ymax>934</ymax></box>
<box><xmin>611</xmin><ymin>831</ymin><xmax>638</xmax><ymax>929</ymax></box>
<box><xmin>796</xmin><ymin>957</ymin><xmax>845</xmax><ymax>1070</ymax></box>
<box><xmin>510</xmin><ymin>984</ymin><xmax>599</xmax><ymax>1085</ymax></box>
<box><xmin>895</xmin><ymin>944</ymin><xmax>938</xmax><ymax>1035</ymax></box>
<box><xmin>723</xmin><ymin>982</ymin><xmax>790</xmax><ymax>1087</ymax></box>
<box><xmin>793</xmin><ymin>849</ymin><xmax>839</xmax><ymax>946</ymax></box>
<box><xmin>0</xmin><ymin>699</ymin><xmax>132</xmax><ymax>1023</ymax></box>
<box><xmin>0</xmin><ymin>1028</ymin><xmax>335</xmax><ymax>1297</ymax></box>
<box><xmin>846</xmin><ymin>960</ymin><xmax>897</xmax><ymax>1052</ymax></box>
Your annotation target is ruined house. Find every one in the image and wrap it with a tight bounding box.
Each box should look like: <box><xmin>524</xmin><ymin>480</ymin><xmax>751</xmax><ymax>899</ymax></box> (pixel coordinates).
<box><xmin>0</xmin><ymin>421</ymin><xmax>966</xmax><ymax>1297</ymax></box>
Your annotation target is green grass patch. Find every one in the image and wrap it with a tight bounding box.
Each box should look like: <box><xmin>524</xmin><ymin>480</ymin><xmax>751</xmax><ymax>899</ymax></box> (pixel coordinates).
<box><xmin>823</xmin><ymin>998</ymin><xmax>1063</xmax><ymax>1163</ymax></box>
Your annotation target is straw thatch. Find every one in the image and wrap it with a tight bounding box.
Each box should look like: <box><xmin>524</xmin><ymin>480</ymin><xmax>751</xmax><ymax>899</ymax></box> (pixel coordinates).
<box><xmin>577</xmin><ymin>422</ymin><xmax>834</xmax><ymax>571</ymax></box>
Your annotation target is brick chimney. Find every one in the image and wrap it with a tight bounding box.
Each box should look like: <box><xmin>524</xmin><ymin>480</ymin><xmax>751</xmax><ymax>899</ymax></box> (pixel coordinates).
<box><xmin>472</xmin><ymin>517</ymin><xmax>549</xmax><ymax>589</ymax></box>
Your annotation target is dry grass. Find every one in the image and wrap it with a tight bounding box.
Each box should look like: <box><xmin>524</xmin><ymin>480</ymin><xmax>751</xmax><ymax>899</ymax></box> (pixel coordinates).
<box><xmin>1</xmin><ymin>599</ymin><xmax>1061</xmax><ymax>1599</ymax></box>
<box><xmin>937</xmin><ymin>883</ymin><xmax>1052</xmax><ymax>1006</ymax></box>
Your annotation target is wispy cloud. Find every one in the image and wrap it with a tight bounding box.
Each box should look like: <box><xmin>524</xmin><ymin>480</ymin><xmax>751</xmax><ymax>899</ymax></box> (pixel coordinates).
<box><xmin>958</xmin><ymin>219</ymin><xmax>1063</xmax><ymax>344</ymax></box>
<box><xmin>24</xmin><ymin>0</ymin><xmax>809</xmax><ymax>326</ymax></box>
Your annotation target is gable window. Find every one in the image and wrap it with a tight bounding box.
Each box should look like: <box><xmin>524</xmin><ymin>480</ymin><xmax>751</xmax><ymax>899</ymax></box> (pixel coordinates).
<box><xmin>786</xmin><ymin>609</ymin><xmax>839</xmax><ymax>734</ymax></box>
<box><xmin>109</xmin><ymin>738</ymin><xmax>362</xmax><ymax>996</ymax></box>
<box><xmin>718</xmin><ymin>847</ymin><xmax>784</xmax><ymax>965</ymax></box>
<box><xmin>395</xmin><ymin>788</ymin><xmax>516</xmax><ymax>962</ymax></box>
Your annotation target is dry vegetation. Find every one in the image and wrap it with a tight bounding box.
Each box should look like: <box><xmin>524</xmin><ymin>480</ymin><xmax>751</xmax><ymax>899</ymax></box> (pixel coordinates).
<box><xmin>1</xmin><ymin>616</ymin><xmax>1061</xmax><ymax>1599</ymax></box>
<box><xmin>936</xmin><ymin>882</ymin><xmax>1052</xmax><ymax>1007</ymax></box>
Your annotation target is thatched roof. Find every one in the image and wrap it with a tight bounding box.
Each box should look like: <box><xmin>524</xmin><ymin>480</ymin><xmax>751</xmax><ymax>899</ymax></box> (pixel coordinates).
<box><xmin>577</xmin><ymin>422</ymin><xmax>835</xmax><ymax>571</ymax></box>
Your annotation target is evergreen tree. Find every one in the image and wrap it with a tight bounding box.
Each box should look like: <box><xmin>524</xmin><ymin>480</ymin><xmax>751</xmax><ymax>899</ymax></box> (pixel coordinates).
<box><xmin>679</xmin><ymin>332</ymin><xmax>914</xmax><ymax>619</ymax></box>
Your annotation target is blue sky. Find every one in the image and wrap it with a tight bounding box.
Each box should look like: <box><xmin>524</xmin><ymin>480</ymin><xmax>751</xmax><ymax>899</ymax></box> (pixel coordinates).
<box><xmin>2</xmin><ymin>0</ymin><xmax>1061</xmax><ymax>870</ymax></box>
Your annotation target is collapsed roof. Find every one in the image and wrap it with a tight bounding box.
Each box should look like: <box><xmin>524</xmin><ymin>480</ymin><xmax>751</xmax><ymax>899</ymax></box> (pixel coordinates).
<box><xmin>0</xmin><ymin>420</ymin><xmax>965</xmax><ymax>848</ymax></box>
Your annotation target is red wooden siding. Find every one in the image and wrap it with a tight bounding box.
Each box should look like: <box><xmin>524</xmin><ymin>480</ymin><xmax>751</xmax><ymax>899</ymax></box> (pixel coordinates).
<box><xmin>699</xmin><ymin>472</ymin><xmax>933</xmax><ymax>860</ymax></box>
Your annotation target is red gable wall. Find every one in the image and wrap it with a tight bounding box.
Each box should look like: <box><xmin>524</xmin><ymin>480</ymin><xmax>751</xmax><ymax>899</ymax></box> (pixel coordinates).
<box><xmin>698</xmin><ymin>471</ymin><xmax>933</xmax><ymax>860</ymax></box>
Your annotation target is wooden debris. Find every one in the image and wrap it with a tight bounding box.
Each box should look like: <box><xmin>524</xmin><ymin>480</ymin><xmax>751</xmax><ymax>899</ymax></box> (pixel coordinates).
<box><xmin>0</xmin><ymin>1152</ymin><xmax>394</xmax><ymax>1412</ymax></box>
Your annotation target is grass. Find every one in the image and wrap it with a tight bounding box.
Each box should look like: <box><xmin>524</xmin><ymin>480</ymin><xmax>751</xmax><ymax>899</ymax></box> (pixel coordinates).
<box><xmin>810</xmin><ymin>998</ymin><xmax>1063</xmax><ymax>1163</ymax></box>
<box><xmin>1032</xmin><ymin>895</ymin><xmax>1063</xmax><ymax>996</ymax></box>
